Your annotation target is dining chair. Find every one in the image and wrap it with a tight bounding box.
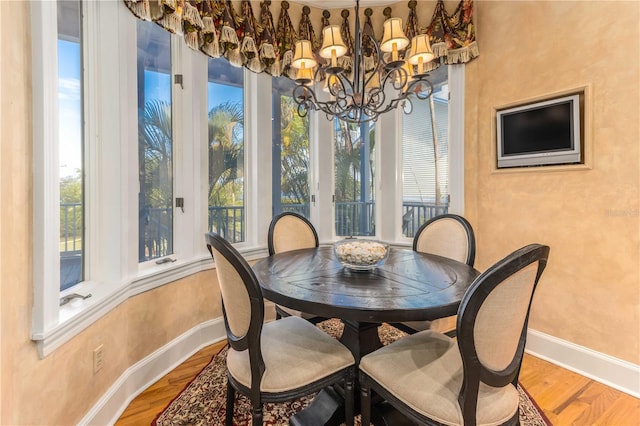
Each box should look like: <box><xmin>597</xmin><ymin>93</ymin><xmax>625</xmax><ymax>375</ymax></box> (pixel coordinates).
<box><xmin>206</xmin><ymin>232</ymin><xmax>356</xmax><ymax>426</ymax></box>
<box><xmin>267</xmin><ymin>212</ymin><xmax>328</xmax><ymax>324</ymax></box>
<box><xmin>359</xmin><ymin>243</ymin><xmax>550</xmax><ymax>426</ymax></box>
<box><xmin>391</xmin><ymin>213</ymin><xmax>476</xmax><ymax>337</ymax></box>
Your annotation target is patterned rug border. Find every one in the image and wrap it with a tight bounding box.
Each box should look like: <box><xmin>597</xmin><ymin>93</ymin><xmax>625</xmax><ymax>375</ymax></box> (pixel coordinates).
<box><xmin>153</xmin><ymin>320</ymin><xmax>551</xmax><ymax>426</ymax></box>
<box><xmin>518</xmin><ymin>382</ymin><xmax>552</xmax><ymax>425</ymax></box>
<box><xmin>151</xmin><ymin>349</ymin><xmax>218</xmax><ymax>426</ymax></box>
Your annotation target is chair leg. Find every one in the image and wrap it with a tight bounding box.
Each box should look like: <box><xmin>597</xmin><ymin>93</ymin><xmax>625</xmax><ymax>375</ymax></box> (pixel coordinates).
<box><xmin>344</xmin><ymin>368</ymin><xmax>355</xmax><ymax>426</ymax></box>
<box><xmin>225</xmin><ymin>381</ymin><xmax>235</xmax><ymax>426</ymax></box>
<box><xmin>251</xmin><ymin>404</ymin><xmax>263</xmax><ymax>425</ymax></box>
<box><xmin>360</xmin><ymin>373</ymin><xmax>372</xmax><ymax>426</ymax></box>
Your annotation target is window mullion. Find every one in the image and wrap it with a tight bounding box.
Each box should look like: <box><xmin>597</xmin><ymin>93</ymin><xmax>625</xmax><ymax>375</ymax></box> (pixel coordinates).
<box><xmin>249</xmin><ymin>71</ymin><xmax>273</xmax><ymax>248</ymax></box>
<box><xmin>448</xmin><ymin>64</ymin><xmax>465</xmax><ymax>215</ymax></box>
<box><xmin>171</xmin><ymin>36</ymin><xmax>187</xmax><ymax>258</ymax></box>
<box><xmin>31</xmin><ymin>0</ymin><xmax>61</xmax><ymax>337</ymax></box>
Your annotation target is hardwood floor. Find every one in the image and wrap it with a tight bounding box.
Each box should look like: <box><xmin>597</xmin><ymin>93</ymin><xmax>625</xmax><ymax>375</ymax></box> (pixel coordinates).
<box><xmin>115</xmin><ymin>341</ymin><xmax>227</xmax><ymax>426</ymax></box>
<box><xmin>116</xmin><ymin>342</ymin><xmax>639</xmax><ymax>426</ymax></box>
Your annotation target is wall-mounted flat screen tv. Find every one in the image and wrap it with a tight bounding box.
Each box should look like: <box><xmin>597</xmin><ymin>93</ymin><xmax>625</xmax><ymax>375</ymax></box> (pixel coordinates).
<box><xmin>496</xmin><ymin>94</ymin><xmax>582</xmax><ymax>168</ymax></box>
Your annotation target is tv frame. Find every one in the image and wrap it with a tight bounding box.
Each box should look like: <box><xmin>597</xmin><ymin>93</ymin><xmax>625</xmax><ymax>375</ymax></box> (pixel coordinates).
<box><xmin>495</xmin><ymin>93</ymin><xmax>583</xmax><ymax>169</ymax></box>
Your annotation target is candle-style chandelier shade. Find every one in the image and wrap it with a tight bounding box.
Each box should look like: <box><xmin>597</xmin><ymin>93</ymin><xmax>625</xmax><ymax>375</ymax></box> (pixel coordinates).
<box><xmin>291</xmin><ymin>0</ymin><xmax>435</xmax><ymax>124</ymax></box>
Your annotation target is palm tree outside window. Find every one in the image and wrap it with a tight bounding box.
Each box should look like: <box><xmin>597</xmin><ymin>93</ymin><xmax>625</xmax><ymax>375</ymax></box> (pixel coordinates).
<box><xmin>137</xmin><ymin>20</ymin><xmax>173</xmax><ymax>262</ymax></box>
<box><xmin>207</xmin><ymin>58</ymin><xmax>245</xmax><ymax>243</ymax></box>
<box><xmin>272</xmin><ymin>76</ymin><xmax>311</xmax><ymax>219</ymax></box>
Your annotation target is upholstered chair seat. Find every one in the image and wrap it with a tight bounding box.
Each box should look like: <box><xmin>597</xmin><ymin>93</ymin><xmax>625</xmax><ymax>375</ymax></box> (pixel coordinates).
<box><xmin>227</xmin><ymin>316</ymin><xmax>354</xmax><ymax>393</ymax></box>
<box><xmin>360</xmin><ymin>244</ymin><xmax>550</xmax><ymax>426</ymax></box>
<box><xmin>360</xmin><ymin>331</ymin><xmax>520</xmax><ymax>425</ymax></box>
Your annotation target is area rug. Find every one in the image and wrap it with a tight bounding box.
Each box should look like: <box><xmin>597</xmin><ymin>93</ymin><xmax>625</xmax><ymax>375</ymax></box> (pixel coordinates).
<box><xmin>153</xmin><ymin>320</ymin><xmax>551</xmax><ymax>426</ymax></box>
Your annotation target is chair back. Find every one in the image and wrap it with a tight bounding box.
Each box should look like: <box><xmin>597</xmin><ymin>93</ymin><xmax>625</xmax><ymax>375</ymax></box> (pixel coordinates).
<box><xmin>268</xmin><ymin>212</ymin><xmax>319</xmax><ymax>255</ymax></box>
<box><xmin>456</xmin><ymin>243</ymin><xmax>549</xmax><ymax>422</ymax></box>
<box><xmin>205</xmin><ymin>232</ymin><xmax>264</xmax><ymax>355</ymax></box>
<box><xmin>413</xmin><ymin>214</ymin><xmax>476</xmax><ymax>266</ymax></box>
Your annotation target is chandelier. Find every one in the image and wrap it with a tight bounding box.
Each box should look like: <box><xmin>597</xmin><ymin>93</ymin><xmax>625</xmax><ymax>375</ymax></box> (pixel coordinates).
<box><xmin>290</xmin><ymin>0</ymin><xmax>435</xmax><ymax>124</ymax></box>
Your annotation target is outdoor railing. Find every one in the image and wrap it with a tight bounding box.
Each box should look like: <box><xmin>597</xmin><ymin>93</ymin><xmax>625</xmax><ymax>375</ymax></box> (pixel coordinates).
<box><xmin>208</xmin><ymin>206</ymin><xmax>245</xmax><ymax>243</ymax></box>
<box><xmin>335</xmin><ymin>201</ymin><xmax>376</xmax><ymax>236</ymax></box>
<box><xmin>402</xmin><ymin>201</ymin><xmax>449</xmax><ymax>238</ymax></box>
<box><xmin>60</xmin><ymin>201</ymin><xmax>450</xmax><ymax>258</ymax></box>
<box><xmin>60</xmin><ymin>202</ymin><xmax>83</xmax><ymax>255</ymax></box>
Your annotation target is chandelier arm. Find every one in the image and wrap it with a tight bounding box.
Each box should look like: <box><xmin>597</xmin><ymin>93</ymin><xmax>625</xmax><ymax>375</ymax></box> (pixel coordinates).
<box><xmin>334</xmin><ymin>72</ymin><xmax>355</xmax><ymax>98</ymax></box>
<box><xmin>406</xmin><ymin>77</ymin><xmax>434</xmax><ymax>99</ymax></box>
<box><xmin>353</xmin><ymin>0</ymin><xmax>363</xmax><ymax>104</ymax></box>
<box><xmin>366</xmin><ymin>88</ymin><xmax>385</xmax><ymax>112</ymax></box>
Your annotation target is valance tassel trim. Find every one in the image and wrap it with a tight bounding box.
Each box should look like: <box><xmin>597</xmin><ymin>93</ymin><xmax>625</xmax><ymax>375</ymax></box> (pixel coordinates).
<box><xmin>226</xmin><ymin>48</ymin><xmax>244</xmax><ymax>67</ymax></box>
<box><xmin>124</xmin><ymin>0</ymin><xmax>151</xmax><ymax>20</ymax></box>
<box><xmin>185</xmin><ymin>31</ymin><xmax>200</xmax><ymax>50</ymax></box>
<box><xmin>423</xmin><ymin>60</ymin><xmax>441</xmax><ymax>73</ymax></box>
<box><xmin>260</xmin><ymin>43</ymin><xmax>276</xmax><ymax>64</ymax></box>
<box><xmin>201</xmin><ymin>17</ymin><xmax>221</xmax><ymax>58</ymax></box>
<box><xmin>124</xmin><ymin>0</ymin><xmax>479</xmax><ymax>82</ymax></box>
<box><xmin>445</xmin><ymin>42</ymin><xmax>479</xmax><ymax>64</ymax></box>
<box><xmin>183</xmin><ymin>2</ymin><xmax>204</xmax><ymax>29</ymax></box>
<box><xmin>157</xmin><ymin>12</ymin><xmax>184</xmax><ymax>35</ymax></box>
<box><xmin>202</xmin><ymin>40</ymin><xmax>221</xmax><ymax>58</ymax></box>
<box><xmin>240</xmin><ymin>37</ymin><xmax>258</xmax><ymax>57</ymax></box>
<box><xmin>431</xmin><ymin>42</ymin><xmax>448</xmax><ymax>58</ymax></box>
<box><xmin>280</xmin><ymin>49</ymin><xmax>294</xmax><ymax>76</ymax></box>
<box><xmin>241</xmin><ymin>36</ymin><xmax>263</xmax><ymax>72</ymax></box>
<box><xmin>270</xmin><ymin>58</ymin><xmax>282</xmax><ymax>77</ymax></box>
<box><xmin>246</xmin><ymin>56</ymin><xmax>264</xmax><ymax>73</ymax></box>
<box><xmin>220</xmin><ymin>26</ymin><xmax>239</xmax><ymax>48</ymax></box>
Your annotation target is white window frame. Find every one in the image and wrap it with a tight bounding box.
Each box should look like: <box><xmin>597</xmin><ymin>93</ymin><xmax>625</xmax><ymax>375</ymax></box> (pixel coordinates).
<box><xmin>31</xmin><ymin>1</ymin><xmax>464</xmax><ymax>358</ymax></box>
<box><xmin>31</xmin><ymin>1</ymin><xmax>271</xmax><ymax>358</ymax></box>
<box><xmin>390</xmin><ymin>64</ymin><xmax>465</xmax><ymax>244</ymax></box>
<box><xmin>32</xmin><ymin>0</ymin><xmax>131</xmax><ymax>353</ymax></box>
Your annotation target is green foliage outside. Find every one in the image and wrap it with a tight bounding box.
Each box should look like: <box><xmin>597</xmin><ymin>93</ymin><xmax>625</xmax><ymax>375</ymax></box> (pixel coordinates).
<box><xmin>140</xmin><ymin>99</ymin><xmax>173</xmax><ymax>210</ymax></box>
<box><xmin>208</xmin><ymin>101</ymin><xmax>244</xmax><ymax>207</ymax></box>
<box><xmin>279</xmin><ymin>96</ymin><xmax>309</xmax><ymax>206</ymax></box>
<box><xmin>334</xmin><ymin>121</ymin><xmax>376</xmax><ymax>203</ymax></box>
<box><xmin>60</xmin><ymin>169</ymin><xmax>83</xmax><ymax>250</ymax></box>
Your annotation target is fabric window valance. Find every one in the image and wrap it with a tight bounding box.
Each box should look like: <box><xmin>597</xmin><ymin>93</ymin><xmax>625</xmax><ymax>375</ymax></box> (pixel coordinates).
<box><xmin>124</xmin><ymin>0</ymin><xmax>478</xmax><ymax>78</ymax></box>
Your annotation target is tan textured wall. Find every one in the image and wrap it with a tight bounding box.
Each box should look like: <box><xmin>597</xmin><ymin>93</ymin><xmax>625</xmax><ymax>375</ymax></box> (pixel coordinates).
<box><xmin>466</xmin><ymin>1</ymin><xmax>640</xmax><ymax>364</ymax></box>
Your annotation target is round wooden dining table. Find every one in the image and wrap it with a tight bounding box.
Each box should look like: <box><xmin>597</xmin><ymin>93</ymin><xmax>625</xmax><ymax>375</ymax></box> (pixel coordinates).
<box><xmin>253</xmin><ymin>245</ymin><xmax>480</xmax><ymax>361</ymax></box>
<box><xmin>252</xmin><ymin>245</ymin><xmax>480</xmax><ymax>426</ymax></box>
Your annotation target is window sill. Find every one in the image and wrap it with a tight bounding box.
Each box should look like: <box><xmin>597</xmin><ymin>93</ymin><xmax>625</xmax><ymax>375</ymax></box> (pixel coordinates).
<box><xmin>33</xmin><ymin>246</ymin><xmax>269</xmax><ymax>358</ymax></box>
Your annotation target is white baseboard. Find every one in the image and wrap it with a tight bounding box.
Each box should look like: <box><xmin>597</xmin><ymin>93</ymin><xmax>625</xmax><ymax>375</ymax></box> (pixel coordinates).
<box><xmin>79</xmin><ymin>319</ymin><xmax>639</xmax><ymax>425</ymax></box>
<box><xmin>79</xmin><ymin>318</ymin><xmax>227</xmax><ymax>426</ymax></box>
<box><xmin>526</xmin><ymin>328</ymin><xmax>640</xmax><ymax>398</ymax></box>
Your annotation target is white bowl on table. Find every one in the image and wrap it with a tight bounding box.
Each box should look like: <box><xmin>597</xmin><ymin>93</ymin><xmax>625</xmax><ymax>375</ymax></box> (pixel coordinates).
<box><xmin>333</xmin><ymin>239</ymin><xmax>389</xmax><ymax>271</ymax></box>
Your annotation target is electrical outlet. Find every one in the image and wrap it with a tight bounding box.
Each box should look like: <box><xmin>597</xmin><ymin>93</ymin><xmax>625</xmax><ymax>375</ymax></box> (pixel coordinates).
<box><xmin>93</xmin><ymin>344</ymin><xmax>104</xmax><ymax>373</ymax></box>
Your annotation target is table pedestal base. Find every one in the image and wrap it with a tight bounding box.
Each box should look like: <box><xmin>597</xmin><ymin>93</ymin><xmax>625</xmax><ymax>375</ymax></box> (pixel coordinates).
<box><xmin>289</xmin><ymin>387</ymin><xmax>345</xmax><ymax>426</ymax></box>
<box><xmin>290</xmin><ymin>320</ymin><xmax>388</xmax><ymax>425</ymax></box>
<box><xmin>339</xmin><ymin>320</ymin><xmax>383</xmax><ymax>363</ymax></box>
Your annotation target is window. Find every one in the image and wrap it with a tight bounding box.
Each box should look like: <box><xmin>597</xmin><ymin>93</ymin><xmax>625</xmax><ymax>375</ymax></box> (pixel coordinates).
<box><xmin>401</xmin><ymin>66</ymin><xmax>450</xmax><ymax>237</ymax></box>
<box><xmin>32</xmin><ymin>0</ymin><xmax>466</xmax><ymax>355</ymax></box>
<box><xmin>334</xmin><ymin>120</ymin><xmax>376</xmax><ymax>237</ymax></box>
<box><xmin>272</xmin><ymin>76</ymin><xmax>311</xmax><ymax>218</ymax></box>
<box><xmin>137</xmin><ymin>21</ymin><xmax>173</xmax><ymax>262</ymax></box>
<box><xmin>207</xmin><ymin>58</ymin><xmax>245</xmax><ymax>243</ymax></box>
<box><xmin>57</xmin><ymin>0</ymin><xmax>84</xmax><ymax>290</ymax></box>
